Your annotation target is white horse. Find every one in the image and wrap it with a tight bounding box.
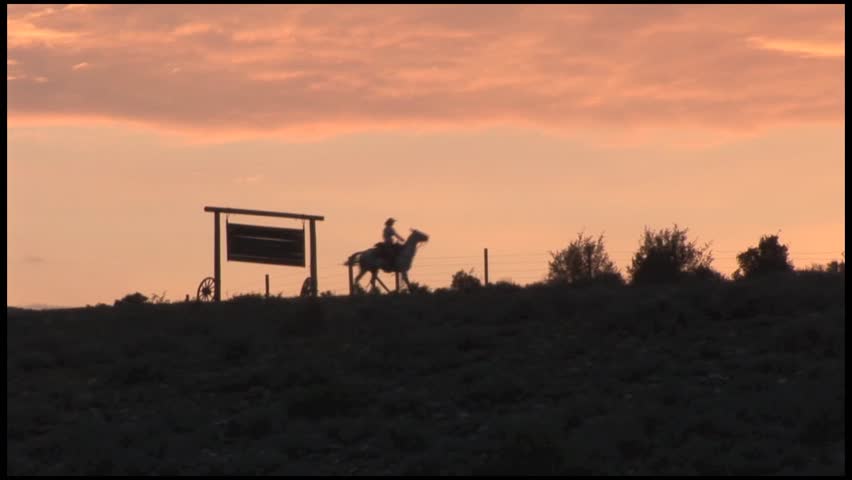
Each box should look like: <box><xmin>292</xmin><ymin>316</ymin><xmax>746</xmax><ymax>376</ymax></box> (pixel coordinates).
<box><xmin>345</xmin><ymin>229</ymin><xmax>430</xmax><ymax>292</ymax></box>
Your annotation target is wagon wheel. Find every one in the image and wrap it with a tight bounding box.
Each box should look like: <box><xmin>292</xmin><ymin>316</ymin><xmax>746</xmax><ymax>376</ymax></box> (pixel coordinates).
<box><xmin>197</xmin><ymin>277</ymin><xmax>216</xmax><ymax>302</ymax></box>
<box><xmin>300</xmin><ymin>277</ymin><xmax>313</xmax><ymax>297</ymax></box>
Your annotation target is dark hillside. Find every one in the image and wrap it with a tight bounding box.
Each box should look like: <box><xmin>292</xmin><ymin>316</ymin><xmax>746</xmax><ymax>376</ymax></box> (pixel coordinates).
<box><xmin>7</xmin><ymin>273</ymin><xmax>845</xmax><ymax>475</ymax></box>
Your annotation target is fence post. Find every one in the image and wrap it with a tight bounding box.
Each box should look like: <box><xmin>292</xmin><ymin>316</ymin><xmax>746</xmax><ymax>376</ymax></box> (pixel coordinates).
<box><xmin>484</xmin><ymin>248</ymin><xmax>489</xmax><ymax>286</ymax></box>
<box><xmin>265</xmin><ymin>274</ymin><xmax>270</xmax><ymax>298</ymax></box>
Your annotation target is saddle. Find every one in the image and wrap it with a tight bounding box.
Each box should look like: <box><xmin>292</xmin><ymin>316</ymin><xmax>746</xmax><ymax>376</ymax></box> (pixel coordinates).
<box><xmin>375</xmin><ymin>242</ymin><xmax>403</xmax><ymax>264</ymax></box>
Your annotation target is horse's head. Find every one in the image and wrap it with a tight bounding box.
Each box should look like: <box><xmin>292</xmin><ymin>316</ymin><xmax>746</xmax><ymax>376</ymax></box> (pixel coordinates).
<box><xmin>409</xmin><ymin>228</ymin><xmax>430</xmax><ymax>244</ymax></box>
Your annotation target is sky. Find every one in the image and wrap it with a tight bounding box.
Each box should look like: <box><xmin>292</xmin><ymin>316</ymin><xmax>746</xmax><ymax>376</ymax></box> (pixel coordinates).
<box><xmin>7</xmin><ymin>4</ymin><xmax>845</xmax><ymax>308</ymax></box>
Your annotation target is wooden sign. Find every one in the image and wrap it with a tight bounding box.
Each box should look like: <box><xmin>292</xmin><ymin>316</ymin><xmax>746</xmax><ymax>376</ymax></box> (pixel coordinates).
<box><xmin>226</xmin><ymin>222</ymin><xmax>305</xmax><ymax>266</ymax></box>
<box><xmin>204</xmin><ymin>206</ymin><xmax>324</xmax><ymax>301</ymax></box>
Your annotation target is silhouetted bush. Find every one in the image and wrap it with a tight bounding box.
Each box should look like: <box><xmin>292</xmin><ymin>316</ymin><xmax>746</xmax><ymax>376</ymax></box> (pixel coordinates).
<box><xmin>149</xmin><ymin>291</ymin><xmax>168</xmax><ymax>304</ymax></box>
<box><xmin>451</xmin><ymin>269</ymin><xmax>482</xmax><ymax>292</ymax></box>
<box><xmin>826</xmin><ymin>257</ymin><xmax>845</xmax><ymax>273</ymax></box>
<box><xmin>627</xmin><ymin>224</ymin><xmax>714</xmax><ymax>285</ymax></box>
<box><xmin>526</xmin><ymin>280</ymin><xmax>549</xmax><ymax>290</ymax></box>
<box><xmin>488</xmin><ymin>280</ymin><xmax>523</xmax><ymax>292</ymax></box>
<box><xmin>687</xmin><ymin>264</ymin><xmax>727</xmax><ymax>283</ymax></box>
<box><xmin>587</xmin><ymin>271</ymin><xmax>628</xmax><ymax>287</ymax></box>
<box><xmin>231</xmin><ymin>293</ymin><xmax>265</xmax><ymax>303</ymax></box>
<box><xmin>802</xmin><ymin>254</ymin><xmax>844</xmax><ymax>274</ymax></box>
<box><xmin>114</xmin><ymin>292</ymin><xmax>148</xmax><ymax>307</ymax></box>
<box><xmin>733</xmin><ymin>234</ymin><xmax>794</xmax><ymax>280</ymax></box>
<box><xmin>547</xmin><ymin>232</ymin><xmax>623</xmax><ymax>286</ymax></box>
<box><xmin>407</xmin><ymin>282</ymin><xmax>432</xmax><ymax>294</ymax></box>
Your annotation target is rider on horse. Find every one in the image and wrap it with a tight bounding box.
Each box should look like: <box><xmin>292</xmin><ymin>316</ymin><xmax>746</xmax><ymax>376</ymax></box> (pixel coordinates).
<box><xmin>380</xmin><ymin>217</ymin><xmax>405</xmax><ymax>264</ymax></box>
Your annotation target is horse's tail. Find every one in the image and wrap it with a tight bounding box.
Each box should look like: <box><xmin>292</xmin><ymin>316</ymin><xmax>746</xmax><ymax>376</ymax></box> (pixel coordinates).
<box><xmin>344</xmin><ymin>251</ymin><xmax>363</xmax><ymax>266</ymax></box>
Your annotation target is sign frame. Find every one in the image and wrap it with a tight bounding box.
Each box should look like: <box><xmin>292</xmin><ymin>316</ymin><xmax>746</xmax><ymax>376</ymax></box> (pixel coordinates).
<box><xmin>204</xmin><ymin>206</ymin><xmax>325</xmax><ymax>300</ymax></box>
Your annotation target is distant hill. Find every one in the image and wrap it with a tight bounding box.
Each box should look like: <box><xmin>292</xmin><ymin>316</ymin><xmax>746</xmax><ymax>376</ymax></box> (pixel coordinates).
<box><xmin>8</xmin><ymin>303</ymin><xmax>76</xmax><ymax>311</ymax></box>
<box><xmin>6</xmin><ymin>272</ymin><xmax>845</xmax><ymax>475</ymax></box>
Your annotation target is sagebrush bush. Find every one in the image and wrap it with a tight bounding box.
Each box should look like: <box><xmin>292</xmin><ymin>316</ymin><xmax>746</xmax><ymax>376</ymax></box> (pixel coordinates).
<box><xmin>487</xmin><ymin>280</ymin><xmax>523</xmax><ymax>292</ymax></box>
<box><xmin>547</xmin><ymin>232</ymin><xmax>623</xmax><ymax>286</ymax></box>
<box><xmin>407</xmin><ymin>281</ymin><xmax>432</xmax><ymax>294</ymax></box>
<box><xmin>114</xmin><ymin>292</ymin><xmax>148</xmax><ymax>306</ymax></box>
<box><xmin>628</xmin><ymin>225</ymin><xmax>715</xmax><ymax>285</ymax></box>
<box><xmin>451</xmin><ymin>269</ymin><xmax>482</xmax><ymax>292</ymax></box>
<box><xmin>733</xmin><ymin>234</ymin><xmax>794</xmax><ymax>280</ymax></box>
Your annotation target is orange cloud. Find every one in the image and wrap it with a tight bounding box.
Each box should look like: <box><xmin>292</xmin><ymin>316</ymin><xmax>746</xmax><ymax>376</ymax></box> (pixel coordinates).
<box><xmin>172</xmin><ymin>22</ymin><xmax>218</xmax><ymax>37</ymax></box>
<box><xmin>7</xmin><ymin>7</ymin><xmax>82</xmax><ymax>47</ymax></box>
<box><xmin>6</xmin><ymin>4</ymin><xmax>844</xmax><ymax>142</ymax></box>
<box><xmin>748</xmin><ymin>36</ymin><xmax>844</xmax><ymax>58</ymax></box>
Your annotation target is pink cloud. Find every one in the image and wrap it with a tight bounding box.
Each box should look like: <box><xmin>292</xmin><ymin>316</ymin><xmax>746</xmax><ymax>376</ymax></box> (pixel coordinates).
<box><xmin>6</xmin><ymin>4</ymin><xmax>844</xmax><ymax>141</ymax></box>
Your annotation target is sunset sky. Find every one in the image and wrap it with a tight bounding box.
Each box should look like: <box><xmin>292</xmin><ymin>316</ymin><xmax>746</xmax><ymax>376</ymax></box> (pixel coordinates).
<box><xmin>7</xmin><ymin>4</ymin><xmax>845</xmax><ymax>308</ymax></box>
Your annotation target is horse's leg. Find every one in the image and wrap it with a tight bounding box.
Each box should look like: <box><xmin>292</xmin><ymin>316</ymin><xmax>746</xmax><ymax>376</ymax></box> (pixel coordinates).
<box><xmin>402</xmin><ymin>271</ymin><xmax>412</xmax><ymax>292</ymax></box>
<box><xmin>354</xmin><ymin>267</ymin><xmax>367</xmax><ymax>284</ymax></box>
<box><xmin>351</xmin><ymin>266</ymin><xmax>367</xmax><ymax>293</ymax></box>
<box><xmin>369</xmin><ymin>270</ymin><xmax>379</xmax><ymax>293</ymax></box>
<box><xmin>374</xmin><ymin>275</ymin><xmax>391</xmax><ymax>293</ymax></box>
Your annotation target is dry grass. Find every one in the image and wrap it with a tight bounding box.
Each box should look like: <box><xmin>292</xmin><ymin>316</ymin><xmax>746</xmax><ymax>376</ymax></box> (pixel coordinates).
<box><xmin>7</xmin><ymin>272</ymin><xmax>844</xmax><ymax>475</ymax></box>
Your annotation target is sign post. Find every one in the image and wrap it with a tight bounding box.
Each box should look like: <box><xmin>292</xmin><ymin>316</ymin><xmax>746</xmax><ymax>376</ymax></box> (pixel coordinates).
<box><xmin>214</xmin><ymin>211</ymin><xmax>221</xmax><ymax>301</ymax></box>
<box><xmin>310</xmin><ymin>219</ymin><xmax>318</xmax><ymax>296</ymax></box>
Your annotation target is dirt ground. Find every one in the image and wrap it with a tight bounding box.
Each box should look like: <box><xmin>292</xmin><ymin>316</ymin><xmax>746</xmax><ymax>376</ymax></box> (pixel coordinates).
<box><xmin>7</xmin><ymin>272</ymin><xmax>845</xmax><ymax>475</ymax></box>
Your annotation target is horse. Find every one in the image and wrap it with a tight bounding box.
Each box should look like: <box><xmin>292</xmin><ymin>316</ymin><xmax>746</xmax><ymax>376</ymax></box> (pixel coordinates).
<box><xmin>345</xmin><ymin>229</ymin><xmax>430</xmax><ymax>293</ymax></box>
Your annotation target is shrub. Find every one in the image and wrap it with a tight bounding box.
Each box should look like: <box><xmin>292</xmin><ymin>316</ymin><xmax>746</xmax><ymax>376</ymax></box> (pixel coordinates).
<box><xmin>825</xmin><ymin>258</ymin><xmax>845</xmax><ymax>274</ymax></box>
<box><xmin>587</xmin><ymin>271</ymin><xmax>628</xmax><ymax>287</ymax></box>
<box><xmin>488</xmin><ymin>280</ymin><xmax>523</xmax><ymax>292</ymax></box>
<box><xmin>149</xmin><ymin>291</ymin><xmax>168</xmax><ymax>304</ymax></box>
<box><xmin>628</xmin><ymin>224</ymin><xmax>715</xmax><ymax>285</ymax></box>
<box><xmin>407</xmin><ymin>281</ymin><xmax>432</xmax><ymax>294</ymax></box>
<box><xmin>803</xmin><ymin>254</ymin><xmax>844</xmax><ymax>274</ymax></box>
<box><xmin>451</xmin><ymin>269</ymin><xmax>482</xmax><ymax>292</ymax></box>
<box><xmin>547</xmin><ymin>232</ymin><xmax>623</xmax><ymax>286</ymax></box>
<box><xmin>687</xmin><ymin>264</ymin><xmax>727</xmax><ymax>283</ymax></box>
<box><xmin>231</xmin><ymin>292</ymin><xmax>265</xmax><ymax>302</ymax></box>
<box><xmin>733</xmin><ymin>234</ymin><xmax>794</xmax><ymax>280</ymax></box>
<box><xmin>114</xmin><ymin>292</ymin><xmax>148</xmax><ymax>306</ymax></box>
